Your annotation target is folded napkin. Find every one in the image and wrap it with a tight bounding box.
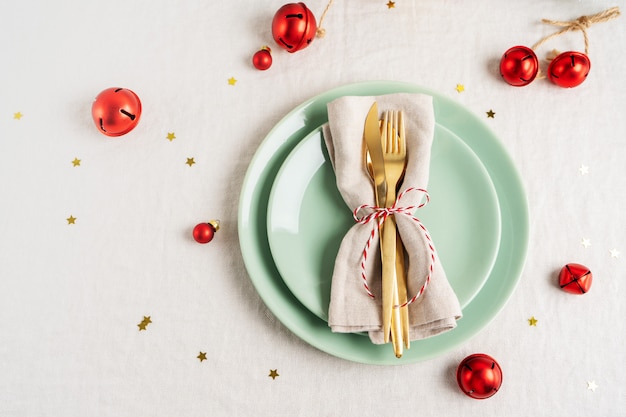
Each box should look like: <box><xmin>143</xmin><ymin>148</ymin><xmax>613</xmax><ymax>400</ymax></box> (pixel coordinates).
<box><xmin>322</xmin><ymin>93</ymin><xmax>462</xmax><ymax>344</ymax></box>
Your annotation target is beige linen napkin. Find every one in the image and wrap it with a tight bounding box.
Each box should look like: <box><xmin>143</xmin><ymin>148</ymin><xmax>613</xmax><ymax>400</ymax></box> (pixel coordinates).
<box><xmin>322</xmin><ymin>93</ymin><xmax>462</xmax><ymax>344</ymax></box>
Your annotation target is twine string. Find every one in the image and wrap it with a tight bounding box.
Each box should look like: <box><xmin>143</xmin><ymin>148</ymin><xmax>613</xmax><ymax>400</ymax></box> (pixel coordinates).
<box><xmin>353</xmin><ymin>187</ymin><xmax>434</xmax><ymax>308</ymax></box>
<box><xmin>532</xmin><ymin>6</ymin><xmax>621</xmax><ymax>55</ymax></box>
<box><xmin>316</xmin><ymin>0</ymin><xmax>335</xmax><ymax>38</ymax></box>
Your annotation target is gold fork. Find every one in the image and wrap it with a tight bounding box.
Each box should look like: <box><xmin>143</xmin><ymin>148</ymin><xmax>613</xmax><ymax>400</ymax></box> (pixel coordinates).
<box><xmin>395</xmin><ymin>113</ymin><xmax>410</xmax><ymax>349</ymax></box>
<box><xmin>381</xmin><ymin>110</ymin><xmax>408</xmax><ymax>356</ymax></box>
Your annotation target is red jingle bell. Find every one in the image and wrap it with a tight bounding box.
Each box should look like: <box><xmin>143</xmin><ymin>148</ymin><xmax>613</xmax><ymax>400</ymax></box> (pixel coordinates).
<box><xmin>272</xmin><ymin>2</ymin><xmax>317</xmax><ymax>53</ymax></box>
<box><xmin>252</xmin><ymin>46</ymin><xmax>273</xmax><ymax>70</ymax></box>
<box><xmin>558</xmin><ymin>263</ymin><xmax>592</xmax><ymax>294</ymax></box>
<box><xmin>548</xmin><ymin>51</ymin><xmax>591</xmax><ymax>88</ymax></box>
<box><xmin>456</xmin><ymin>353</ymin><xmax>503</xmax><ymax>399</ymax></box>
<box><xmin>91</xmin><ymin>87</ymin><xmax>142</xmax><ymax>137</ymax></box>
<box><xmin>499</xmin><ymin>46</ymin><xmax>539</xmax><ymax>87</ymax></box>
<box><xmin>193</xmin><ymin>220</ymin><xmax>220</xmax><ymax>244</ymax></box>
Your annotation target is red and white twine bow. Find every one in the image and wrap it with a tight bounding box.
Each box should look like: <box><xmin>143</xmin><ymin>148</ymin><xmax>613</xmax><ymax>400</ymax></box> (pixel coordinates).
<box><xmin>353</xmin><ymin>187</ymin><xmax>435</xmax><ymax>308</ymax></box>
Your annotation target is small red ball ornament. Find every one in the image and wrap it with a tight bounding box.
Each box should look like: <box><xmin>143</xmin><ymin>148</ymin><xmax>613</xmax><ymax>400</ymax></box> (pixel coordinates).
<box><xmin>192</xmin><ymin>220</ymin><xmax>220</xmax><ymax>244</ymax></box>
<box><xmin>91</xmin><ymin>87</ymin><xmax>142</xmax><ymax>137</ymax></box>
<box><xmin>558</xmin><ymin>263</ymin><xmax>592</xmax><ymax>294</ymax></box>
<box><xmin>499</xmin><ymin>46</ymin><xmax>539</xmax><ymax>87</ymax></box>
<box><xmin>252</xmin><ymin>46</ymin><xmax>273</xmax><ymax>70</ymax></box>
<box><xmin>548</xmin><ymin>51</ymin><xmax>591</xmax><ymax>88</ymax></box>
<box><xmin>272</xmin><ymin>3</ymin><xmax>317</xmax><ymax>53</ymax></box>
<box><xmin>456</xmin><ymin>353</ymin><xmax>503</xmax><ymax>399</ymax></box>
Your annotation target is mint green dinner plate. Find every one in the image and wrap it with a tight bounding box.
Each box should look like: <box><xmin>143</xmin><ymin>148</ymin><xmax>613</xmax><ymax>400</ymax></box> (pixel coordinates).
<box><xmin>267</xmin><ymin>125</ymin><xmax>500</xmax><ymax>321</ymax></box>
<box><xmin>238</xmin><ymin>81</ymin><xmax>529</xmax><ymax>365</ymax></box>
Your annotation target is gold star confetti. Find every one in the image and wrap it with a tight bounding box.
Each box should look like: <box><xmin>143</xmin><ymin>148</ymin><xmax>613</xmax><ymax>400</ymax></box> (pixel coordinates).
<box><xmin>66</xmin><ymin>215</ymin><xmax>76</xmax><ymax>225</ymax></box>
<box><xmin>528</xmin><ymin>316</ymin><xmax>538</xmax><ymax>326</ymax></box>
<box><xmin>137</xmin><ymin>316</ymin><xmax>152</xmax><ymax>331</ymax></box>
<box><xmin>228</xmin><ymin>77</ymin><xmax>237</xmax><ymax>86</ymax></box>
<box><xmin>609</xmin><ymin>248</ymin><xmax>621</xmax><ymax>258</ymax></box>
<box><xmin>268</xmin><ymin>369</ymin><xmax>279</xmax><ymax>380</ymax></box>
<box><xmin>386</xmin><ymin>1</ymin><xmax>395</xmax><ymax>8</ymax></box>
<box><xmin>587</xmin><ymin>381</ymin><xmax>598</xmax><ymax>392</ymax></box>
<box><xmin>581</xmin><ymin>238</ymin><xmax>591</xmax><ymax>248</ymax></box>
<box><xmin>13</xmin><ymin>112</ymin><xmax>23</xmax><ymax>120</ymax></box>
<box><xmin>579</xmin><ymin>164</ymin><xmax>589</xmax><ymax>175</ymax></box>
<box><xmin>197</xmin><ymin>352</ymin><xmax>207</xmax><ymax>362</ymax></box>
<box><xmin>186</xmin><ymin>157</ymin><xmax>196</xmax><ymax>167</ymax></box>
<box><xmin>455</xmin><ymin>84</ymin><xmax>465</xmax><ymax>93</ymax></box>
<box><xmin>486</xmin><ymin>109</ymin><xmax>495</xmax><ymax>118</ymax></box>
<box><xmin>166</xmin><ymin>132</ymin><xmax>176</xmax><ymax>141</ymax></box>
<box><xmin>72</xmin><ymin>158</ymin><xmax>81</xmax><ymax>167</ymax></box>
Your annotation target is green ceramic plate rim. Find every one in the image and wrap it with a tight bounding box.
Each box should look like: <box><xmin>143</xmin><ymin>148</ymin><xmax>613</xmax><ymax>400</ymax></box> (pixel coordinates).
<box><xmin>266</xmin><ymin>125</ymin><xmax>501</xmax><ymax>320</ymax></box>
<box><xmin>237</xmin><ymin>81</ymin><xmax>529</xmax><ymax>365</ymax></box>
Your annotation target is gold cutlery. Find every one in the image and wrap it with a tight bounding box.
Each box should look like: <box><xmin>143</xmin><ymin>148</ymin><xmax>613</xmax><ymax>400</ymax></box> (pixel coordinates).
<box><xmin>362</xmin><ymin>102</ymin><xmax>392</xmax><ymax>342</ymax></box>
<box><xmin>392</xmin><ymin>112</ymin><xmax>410</xmax><ymax>348</ymax></box>
<box><xmin>363</xmin><ymin>104</ymin><xmax>409</xmax><ymax>357</ymax></box>
<box><xmin>395</xmin><ymin>229</ymin><xmax>410</xmax><ymax>349</ymax></box>
<box><xmin>381</xmin><ymin>110</ymin><xmax>408</xmax><ymax>356</ymax></box>
<box><xmin>363</xmin><ymin>102</ymin><xmax>387</xmax><ymax>221</ymax></box>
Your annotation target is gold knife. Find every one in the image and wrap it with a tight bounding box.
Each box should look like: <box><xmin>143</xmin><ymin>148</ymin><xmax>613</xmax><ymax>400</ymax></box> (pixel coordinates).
<box><xmin>362</xmin><ymin>102</ymin><xmax>391</xmax><ymax>342</ymax></box>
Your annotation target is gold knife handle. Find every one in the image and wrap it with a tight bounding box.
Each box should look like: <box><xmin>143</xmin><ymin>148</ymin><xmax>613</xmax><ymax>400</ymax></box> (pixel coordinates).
<box><xmin>396</xmin><ymin>230</ymin><xmax>410</xmax><ymax>349</ymax></box>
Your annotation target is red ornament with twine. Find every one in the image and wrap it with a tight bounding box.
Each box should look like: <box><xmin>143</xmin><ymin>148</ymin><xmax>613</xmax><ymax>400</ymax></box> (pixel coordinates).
<box><xmin>499</xmin><ymin>45</ymin><xmax>539</xmax><ymax>87</ymax></box>
<box><xmin>456</xmin><ymin>353</ymin><xmax>503</xmax><ymax>399</ymax></box>
<box><xmin>192</xmin><ymin>220</ymin><xmax>220</xmax><ymax>244</ymax></box>
<box><xmin>558</xmin><ymin>263</ymin><xmax>592</xmax><ymax>294</ymax></box>
<box><xmin>548</xmin><ymin>51</ymin><xmax>592</xmax><ymax>88</ymax></box>
<box><xmin>499</xmin><ymin>7</ymin><xmax>620</xmax><ymax>88</ymax></box>
<box><xmin>270</xmin><ymin>1</ymin><xmax>334</xmax><ymax>54</ymax></box>
<box><xmin>272</xmin><ymin>3</ymin><xmax>318</xmax><ymax>53</ymax></box>
<box><xmin>91</xmin><ymin>87</ymin><xmax>142</xmax><ymax>136</ymax></box>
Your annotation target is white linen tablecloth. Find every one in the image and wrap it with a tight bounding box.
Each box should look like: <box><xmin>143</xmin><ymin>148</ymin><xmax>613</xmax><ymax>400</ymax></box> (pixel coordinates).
<box><xmin>0</xmin><ymin>1</ymin><xmax>624</xmax><ymax>415</ymax></box>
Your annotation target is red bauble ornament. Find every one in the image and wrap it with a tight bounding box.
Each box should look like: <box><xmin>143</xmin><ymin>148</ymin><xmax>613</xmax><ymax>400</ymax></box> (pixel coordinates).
<box><xmin>558</xmin><ymin>263</ymin><xmax>592</xmax><ymax>294</ymax></box>
<box><xmin>272</xmin><ymin>2</ymin><xmax>317</xmax><ymax>53</ymax></box>
<box><xmin>193</xmin><ymin>220</ymin><xmax>220</xmax><ymax>244</ymax></box>
<box><xmin>456</xmin><ymin>353</ymin><xmax>503</xmax><ymax>399</ymax></box>
<box><xmin>91</xmin><ymin>87</ymin><xmax>142</xmax><ymax>137</ymax></box>
<box><xmin>252</xmin><ymin>46</ymin><xmax>273</xmax><ymax>70</ymax></box>
<box><xmin>548</xmin><ymin>51</ymin><xmax>591</xmax><ymax>88</ymax></box>
<box><xmin>499</xmin><ymin>46</ymin><xmax>539</xmax><ymax>87</ymax></box>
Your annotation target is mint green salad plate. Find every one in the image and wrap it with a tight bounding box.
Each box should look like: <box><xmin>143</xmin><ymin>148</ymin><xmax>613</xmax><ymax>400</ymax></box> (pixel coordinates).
<box><xmin>267</xmin><ymin>126</ymin><xmax>500</xmax><ymax>321</ymax></box>
<box><xmin>238</xmin><ymin>81</ymin><xmax>529</xmax><ymax>365</ymax></box>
